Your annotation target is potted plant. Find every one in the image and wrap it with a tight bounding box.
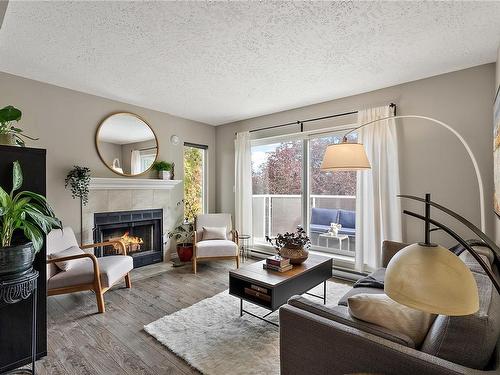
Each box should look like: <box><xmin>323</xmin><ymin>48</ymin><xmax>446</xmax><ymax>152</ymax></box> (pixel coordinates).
<box><xmin>168</xmin><ymin>220</ymin><xmax>194</xmax><ymax>262</ymax></box>
<box><xmin>65</xmin><ymin>166</ymin><xmax>91</xmax><ymax>244</ymax></box>
<box><xmin>0</xmin><ymin>161</ymin><xmax>62</xmax><ymax>279</ymax></box>
<box><xmin>153</xmin><ymin>161</ymin><xmax>174</xmax><ymax>180</ymax></box>
<box><xmin>0</xmin><ymin>105</ymin><xmax>38</xmax><ymax>146</ymax></box>
<box><xmin>266</xmin><ymin>226</ymin><xmax>311</xmax><ymax>264</ymax></box>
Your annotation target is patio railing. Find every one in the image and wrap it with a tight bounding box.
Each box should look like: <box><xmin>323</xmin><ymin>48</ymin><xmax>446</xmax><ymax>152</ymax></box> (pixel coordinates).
<box><xmin>252</xmin><ymin>194</ymin><xmax>356</xmax><ymax>257</ymax></box>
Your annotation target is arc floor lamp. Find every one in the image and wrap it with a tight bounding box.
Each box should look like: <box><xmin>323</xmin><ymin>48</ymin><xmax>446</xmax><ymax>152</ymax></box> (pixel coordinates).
<box><xmin>321</xmin><ymin>114</ymin><xmax>499</xmax><ymax>316</ymax></box>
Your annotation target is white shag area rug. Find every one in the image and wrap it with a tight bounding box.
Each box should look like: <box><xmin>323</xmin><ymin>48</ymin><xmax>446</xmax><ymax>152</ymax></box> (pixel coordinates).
<box><xmin>144</xmin><ymin>282</ymin><xmax>351</xmax><ymax>375</ymax></box>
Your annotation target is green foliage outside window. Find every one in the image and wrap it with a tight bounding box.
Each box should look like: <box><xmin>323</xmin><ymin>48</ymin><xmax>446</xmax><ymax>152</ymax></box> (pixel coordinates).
<box><xmin>184</xmin><ymin>146</ymin><xmax>204</xmax><ymax>222</ymax></box>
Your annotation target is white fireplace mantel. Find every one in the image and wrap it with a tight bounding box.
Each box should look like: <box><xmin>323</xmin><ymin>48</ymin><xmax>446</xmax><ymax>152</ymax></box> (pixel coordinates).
<box><xmin>89</xmin><ymin>177</ymin><xmax>182</xmax><ymax>190</ymax></box>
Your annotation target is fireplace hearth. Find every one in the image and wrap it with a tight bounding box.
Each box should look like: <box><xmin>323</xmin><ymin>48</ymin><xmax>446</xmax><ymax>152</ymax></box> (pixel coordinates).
<box><xmin>93</xmin><ymin>209</ymin><xmax>163</xmax><ymax>268</ymax></box>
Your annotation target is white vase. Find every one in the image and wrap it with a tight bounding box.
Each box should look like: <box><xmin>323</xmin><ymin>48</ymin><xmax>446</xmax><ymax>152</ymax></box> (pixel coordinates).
<box><xmin>159</xmin><ymin>171</ymin><xmax>171</xmax><ymax>180</ymax></box>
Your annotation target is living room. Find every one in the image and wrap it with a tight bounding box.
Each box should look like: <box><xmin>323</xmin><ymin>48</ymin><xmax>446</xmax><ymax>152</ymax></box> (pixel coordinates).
<box><xmin>0</xmin><ymin>2</ymin><xmax>499</xmax><ymax>374</ymax></box>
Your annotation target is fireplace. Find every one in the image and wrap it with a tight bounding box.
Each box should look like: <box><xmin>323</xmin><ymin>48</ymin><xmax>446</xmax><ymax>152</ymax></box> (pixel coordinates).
<box><xmin>93</xmin><ymin>209</ymin><xmax>163</xmax><ymax>268</ymax></box>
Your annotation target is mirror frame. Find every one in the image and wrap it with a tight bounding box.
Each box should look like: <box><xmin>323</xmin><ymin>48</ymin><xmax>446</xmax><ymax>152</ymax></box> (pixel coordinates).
<box><xmin>95</xmin><ymin>112</ymin><xmax>159</xmax><ymax>177</ymax></box>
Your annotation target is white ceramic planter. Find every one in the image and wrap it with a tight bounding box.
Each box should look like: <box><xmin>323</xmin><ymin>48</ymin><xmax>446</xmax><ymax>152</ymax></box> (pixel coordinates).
<box><xmin>159</xmin><ymin>171</ymin><xmax>172</xmax><ymax>180</ymax></box>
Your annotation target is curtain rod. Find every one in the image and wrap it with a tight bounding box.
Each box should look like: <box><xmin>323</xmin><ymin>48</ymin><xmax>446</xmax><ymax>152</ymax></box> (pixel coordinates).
<box><xmin>238</xmin><ymin>103</ymin><xmax>396</xmax><ymax>135</ymax></box>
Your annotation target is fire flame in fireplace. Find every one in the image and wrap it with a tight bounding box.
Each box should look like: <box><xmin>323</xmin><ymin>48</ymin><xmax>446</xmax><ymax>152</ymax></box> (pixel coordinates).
<box><xmin>120</xmin><ymin>231</ymin><xmax>144</xmax><ymax>246</ymax></box>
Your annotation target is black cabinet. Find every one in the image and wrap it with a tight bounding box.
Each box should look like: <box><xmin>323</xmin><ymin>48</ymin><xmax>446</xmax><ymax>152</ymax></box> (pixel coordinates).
<box><xmin>0</xmin><ymin>145</ymin><xmax>47</xmax><ymax>372</ymax></box>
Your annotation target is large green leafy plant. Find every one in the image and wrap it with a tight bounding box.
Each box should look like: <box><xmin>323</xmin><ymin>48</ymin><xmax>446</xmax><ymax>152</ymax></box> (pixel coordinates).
<box><xmin>0</xmin><ymin>106</ymin><xmax>38</xmax><ymax>147</ymax></box>
<box><xmin>0</xmin><ymin>161</ymin><xmax>62</xmax><ymax>252</ymax></box>
<box><xmin>168</xmin><ymin>220</ymin><xmax>194</xmax><ymax>246</ymax></box>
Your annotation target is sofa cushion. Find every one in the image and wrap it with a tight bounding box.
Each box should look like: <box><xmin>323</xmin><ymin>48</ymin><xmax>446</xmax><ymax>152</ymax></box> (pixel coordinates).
<box><xmin>348</xmin><ymin>293</ymin><xmax>437</xmax><ymax>346</ymax></box>
<box><xmin>202</xmin><ymin>226</ymin><xmax>227</xmax><ymax>241</ymax></box>
<box><xmin>338</xmin><ymin>286</ymin><xmax>385</xmax><ymax>307</ymax></box>
<box><xmin>47</xmin><ymin>227</ymin><xmax>79</xmax><ymax>255</ymax></box>
<box><xmin>309</xmin><ymin>224</ymin><xmax>330</xmax><ymax>233</ymax></box>
<box><xmin>288</xmin><ymin>295</ymin><xmax>415</xmax><ymax>347</ymax></box>
<box><xmin>338</xmin><ymin>209</ymin><xmax>355</xmax><ymax>229</ymax></box>
<box><xmin>196</xmin><ymin>240</ymin><xmax>238</xmax><ymax>257</ymax></box>
<box><xmin>48</xmin><ymin>255</ymin><xmax>133</xmax><ymax>290</ymax></box>
<box><xmin>48</xmin><ymin>246</ymin><xmax>86</xmax><ymax>271</ymax></box>
<box><xmin>420</xmin><ymin>272</ymin><xmax>500</xmax><ymax>369</ymax></box>
<box><xmin>98</xmin><ymin>256</ymin><xmax>133</xmax><ymax>288</ymax></box>
<box><xmin>311</xmin><ymin>208</ymin><xmax>338</xmax><ymax>226</ymax></box>
<box><xmin>338</xmin><ymin>228</ymin><xmax>355</xmax><ymax>236</ymax></box>
<box><xmin>310</xmin><ymin>224</ymin><xmax>331</xmax><ymax>234</ymax></box>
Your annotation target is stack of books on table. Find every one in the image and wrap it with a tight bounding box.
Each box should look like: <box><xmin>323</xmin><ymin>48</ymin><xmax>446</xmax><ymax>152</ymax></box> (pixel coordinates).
<box><xmin>263</xmin><ymin>255</ymin><xmax>292</xmax><ymax>272</ymax></box>
<box><xmin>244</xmin><ymin>284</ymin><xmax>271</xmax><ymax>302</ymax></box>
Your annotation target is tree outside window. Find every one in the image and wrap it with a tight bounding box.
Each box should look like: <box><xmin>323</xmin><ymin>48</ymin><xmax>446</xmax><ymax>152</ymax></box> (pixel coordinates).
<box><xmin>184</xmin><ymin>145</ymin><xmax>205</xmax><ymax>222</ymax></box>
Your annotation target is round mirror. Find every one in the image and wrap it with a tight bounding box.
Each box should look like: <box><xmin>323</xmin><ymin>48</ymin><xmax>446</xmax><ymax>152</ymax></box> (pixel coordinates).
<box><xmin>96</xmin><ymin>113</ymin><xmax>158</xmax><ymax>176</ymax></box>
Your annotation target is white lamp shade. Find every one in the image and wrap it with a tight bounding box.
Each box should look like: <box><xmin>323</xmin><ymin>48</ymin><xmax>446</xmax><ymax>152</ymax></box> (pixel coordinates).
<box><xmin>385</xmin><ymin>243</ymin><xmax>479</xmax><ymax>316</ymax></box>
<box><xmin>321</xmin><ymin>143</ymin><xmax>371</xmax><ymax>171</ymax></box>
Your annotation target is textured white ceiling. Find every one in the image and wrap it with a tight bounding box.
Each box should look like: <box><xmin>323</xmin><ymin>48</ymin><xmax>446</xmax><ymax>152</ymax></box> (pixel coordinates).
<box><xmin>0</xmin><ymin>1</ymin><xmax>499</xmax><ymax>125</ymax></box>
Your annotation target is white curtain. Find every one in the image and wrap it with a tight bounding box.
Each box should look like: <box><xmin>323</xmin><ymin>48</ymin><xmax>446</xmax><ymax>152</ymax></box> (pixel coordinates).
<box><xmin>355</xmin><ymin>106</ymin><xmax>402</xmax><ymax>272</ymax></box>
<box><xmin>234</xmin><ymin>131</ymin><xmax>253</xmax><ymax>240</ymax></box>
<box><xmin>131</xmin><ymin>150</ymin><xmax>141</xmax><ymax>175</ymax></box>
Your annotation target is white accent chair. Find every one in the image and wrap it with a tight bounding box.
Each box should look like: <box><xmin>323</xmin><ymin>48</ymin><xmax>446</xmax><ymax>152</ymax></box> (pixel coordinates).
<box><xmin>46</xmin><ymin>227</ymin><xmax>133</xmax><ymax>313</ymax></box>
<box><xmin>192</xmin><ymin>214</ymin><xmax>239</xmax><ymax>274</ymax></box>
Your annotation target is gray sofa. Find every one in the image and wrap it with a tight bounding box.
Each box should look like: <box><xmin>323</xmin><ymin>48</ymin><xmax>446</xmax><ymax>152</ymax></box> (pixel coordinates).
<box><xmin>280</xmin><ymin>241</ymin><xmax>500</xmax><ymax>374</ymax></box>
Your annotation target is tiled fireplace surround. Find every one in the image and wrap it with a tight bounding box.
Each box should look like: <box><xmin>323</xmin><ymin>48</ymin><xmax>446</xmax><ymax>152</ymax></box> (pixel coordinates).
<box><xmin>82</xmin><ymin>178</ymin><xmax>183</xmax><ymax>262</ymax></box>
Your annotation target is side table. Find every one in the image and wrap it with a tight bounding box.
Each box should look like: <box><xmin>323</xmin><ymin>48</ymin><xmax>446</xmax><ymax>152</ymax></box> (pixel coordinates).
<box><xmin>318</xmin><ymin>233</ymin><xmax>350</xmax><ymax>251</ymax></box>
<box><xmin>238</xmin><ymin>235</ymin><xmax>251</xmax><ymax>261</ymax></box>
<box><xmin>0</xmin><ymin>270</ymin><xmax>39</xmax><ymax>375</ymax></box>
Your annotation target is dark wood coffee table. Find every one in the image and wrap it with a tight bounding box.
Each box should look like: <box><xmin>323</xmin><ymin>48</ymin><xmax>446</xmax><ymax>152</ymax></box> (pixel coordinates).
<box><xmin>229</xmin><ymin>254</ymin><xmax>332</xmax><ymax>326</ymax></box>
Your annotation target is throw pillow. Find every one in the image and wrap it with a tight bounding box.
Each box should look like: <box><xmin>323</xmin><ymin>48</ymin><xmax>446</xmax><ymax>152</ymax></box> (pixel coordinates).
<box><xmin>202</xmin><ymin>226</ymin><xmax>227</xmax><ymax>240</ymax></box>
<box><xmin>48</xmin><ymin>246</ymin><xmax>86</xmax><ymax>271</ymax></box>
<box><xmin>348</xmin><ymin>293</ymin><xmax>437</xmax><ymax>346</ymax></box>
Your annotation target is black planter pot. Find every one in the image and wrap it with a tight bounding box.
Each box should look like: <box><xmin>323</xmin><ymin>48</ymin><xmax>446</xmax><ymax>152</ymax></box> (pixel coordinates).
<box><xmin>0</xmin><ymin>242</ymin><xmax>36</xmax><ymax>280</ymax></box>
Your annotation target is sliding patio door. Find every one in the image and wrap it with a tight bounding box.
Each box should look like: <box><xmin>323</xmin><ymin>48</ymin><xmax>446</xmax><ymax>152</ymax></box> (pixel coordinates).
<box><xmin>250</xmin><ymin>131</ymin><xmax>357</xmax><ymax>258</ymax></box>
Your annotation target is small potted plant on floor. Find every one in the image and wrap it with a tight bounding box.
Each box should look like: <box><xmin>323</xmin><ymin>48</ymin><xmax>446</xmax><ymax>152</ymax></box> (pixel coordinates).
<box><xmin>266</xmin><ymin>226</ymin><xmax>311</xmax><ymax>265</ymax></box>
<box><xmin>0</xmin><ymin>105</ymin><xmax>38</xmax><ymax>146</ymax></box>
<box><xmin>168</xmin><ymin>220</ymin><xmax>194</xmax><ymax>262</ymax></box>
<box><xmin>153</xmin><ymin>161</ymin><xmax>174</xmax><ymax>180</ymax></box>
<box><xmin>0</xmin><ymin>161</ymin><xmax>62</xmax><ymax>279</ymax></box>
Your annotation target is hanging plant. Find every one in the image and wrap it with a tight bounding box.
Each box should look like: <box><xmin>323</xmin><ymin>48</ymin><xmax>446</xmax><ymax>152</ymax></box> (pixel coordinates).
<box><xmin>65</xmin><ymin>166</ymin><xmax>91</xmax><ymax>205</ymax></box>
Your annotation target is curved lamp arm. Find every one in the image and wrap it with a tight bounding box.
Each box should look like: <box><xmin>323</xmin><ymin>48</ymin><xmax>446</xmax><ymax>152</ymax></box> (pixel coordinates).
<box><xmin>403</xmin><ymin>208</ymin><xmax>500</xmax><ymax>294</ymax></box>
<box><xmin>344</xmin><ymin>115</ymin><xmax>486</xmax><ymax>232</ymax></box>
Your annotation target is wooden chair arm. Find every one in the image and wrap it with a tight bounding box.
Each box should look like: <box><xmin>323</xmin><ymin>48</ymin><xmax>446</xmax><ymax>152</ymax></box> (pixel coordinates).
<box><xmin>81</xmin><ymin>240</ymin><xmax>128</xmax><ymax>256</ymax></box>
<box><xmin>231</xmin><ymin>230</ymin><xmax>239</xmax><ymax>245</ymax></box>
<box><xmin>47</xmin><ymin>253</ymin><xmax>102</xmax><ymax>286</ymax></box>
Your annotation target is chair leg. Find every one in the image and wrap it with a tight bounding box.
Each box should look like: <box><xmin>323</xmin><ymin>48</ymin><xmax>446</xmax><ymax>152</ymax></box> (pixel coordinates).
<box><xmin>192</xmin><ymin>257</ymin><xmax>197</xmax><ymax>274</ymax></box>
<box><xmin>125</xmin><ymin>273</ymin><xmax>132</xmax><ymax>288</ymax></box>
<box><xmin>236</xmin><ymin>255</ymin><xmax>240</xmax><ymax>269</ymax></box>
<box><xmin>96</xmin><ymin>291</ymin><xmax>106</xmax><ymax>313</ymax></box>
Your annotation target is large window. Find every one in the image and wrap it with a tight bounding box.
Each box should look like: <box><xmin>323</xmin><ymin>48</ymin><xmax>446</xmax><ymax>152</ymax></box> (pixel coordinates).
<box><xmin>184</xmin><ymin>143</ymin><xmax>207</xmax><ymax>222</ymax></box>
<box><xmin>251</xmin><ymin>132</ymin><xmax>357</xmax><ymax>257</ymax></box>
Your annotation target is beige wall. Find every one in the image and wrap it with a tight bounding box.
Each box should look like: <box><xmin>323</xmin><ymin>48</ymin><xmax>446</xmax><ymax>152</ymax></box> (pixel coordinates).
<box><xmin>0</xmin><ymin>72</ymin><xmax>216</xmax><ymax>240</ymax></box>
<box><xmin>216</xmin><ymin>64</ymin><xmax>496</xmax><ymax>246</ymax></box>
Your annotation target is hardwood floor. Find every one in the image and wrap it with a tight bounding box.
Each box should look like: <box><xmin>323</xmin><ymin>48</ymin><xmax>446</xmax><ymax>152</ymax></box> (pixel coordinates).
<box><xmin>37</xmin><ymin>259</ymin><xmax>248</xmax><ymax>375</ymax></box>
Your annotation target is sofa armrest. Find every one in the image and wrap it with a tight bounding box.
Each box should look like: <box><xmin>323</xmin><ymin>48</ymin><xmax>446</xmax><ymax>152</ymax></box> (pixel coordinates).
<box><xmin>288</xmin><ymin>295</ymin><xmax>415</xmax><ymax>347</ymax></box>
<box><xmin>382</xmin><ymin>240</ymin><xmax>409</xmax><ymax>267</ymax></box>
<box><xmin>279</xmin><ymin>304</ymin><xmax>481</xmax><ymax>375</ymax></box>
